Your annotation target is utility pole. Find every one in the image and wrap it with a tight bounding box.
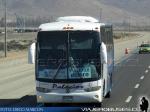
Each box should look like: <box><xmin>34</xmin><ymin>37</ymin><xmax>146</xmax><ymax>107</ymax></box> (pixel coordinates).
<box><xmin>23</xmin><ymin>17</ymin><xmax>25</xmax><ymax>32</ymax></box>
<box><xmin>4</xmin><ymin>0</ymin><xmax>7</xmax><ymax>57</ymax></box>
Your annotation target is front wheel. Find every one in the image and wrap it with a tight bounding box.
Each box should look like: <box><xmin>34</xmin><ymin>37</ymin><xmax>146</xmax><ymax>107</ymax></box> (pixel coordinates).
<box><xmin>139</xmin><ymin>51</ymin><xmax>142</xmax><ymax>54</ymax></box>
<box><xmin>105</xmin><ymin>91</ymin><xmax>111</xmax><ymax>98</ymax></box>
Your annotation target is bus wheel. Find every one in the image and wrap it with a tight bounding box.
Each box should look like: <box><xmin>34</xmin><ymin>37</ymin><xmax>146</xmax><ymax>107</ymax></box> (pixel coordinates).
<box><xmin>105</xmin><ymin>91</ymin><xmax>111</xmax><ymax>98</ymax></box>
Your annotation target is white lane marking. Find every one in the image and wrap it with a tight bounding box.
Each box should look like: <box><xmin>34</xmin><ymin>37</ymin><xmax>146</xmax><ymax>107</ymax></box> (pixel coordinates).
<box><xmin>125</xmin><ymin>96</ymin><xmax>132</xmax><ymax>103</ymax></box>
<box><xmin>145</xmin><ymin>70</ymin><xmax>148</xmax><ymax>73</ymax></box>
<box><xmin>140</xmin><ymin>76</ymin><xmax>144</xmax><ymax>80</ymax></box>
<box><xmin>134</xmin><ymin>84</ymin><xmax>140</xmax><ymax>89</ymax></box>
<box><xmin>148</xmin><ymin>66</ymin><xmax>150</xmax><ymax>69</ymax></box>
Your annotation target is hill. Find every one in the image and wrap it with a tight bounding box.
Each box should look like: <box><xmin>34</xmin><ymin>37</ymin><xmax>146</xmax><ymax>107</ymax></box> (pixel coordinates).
<box><xmin>0</xmin><ymin>0</ymin><xmax>149</xmax><ymax>26</ymax></box>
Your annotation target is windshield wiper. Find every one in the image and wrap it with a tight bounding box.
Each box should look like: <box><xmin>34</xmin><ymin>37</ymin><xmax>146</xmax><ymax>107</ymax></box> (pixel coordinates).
<box><xmin>52</xmin><ymin>59</ymin><xmax>64</xmax><ymax>80</ymax></box>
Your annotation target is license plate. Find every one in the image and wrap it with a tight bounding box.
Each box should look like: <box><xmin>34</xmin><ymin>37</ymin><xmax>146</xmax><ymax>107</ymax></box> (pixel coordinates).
<box><xmin>63</xmin><ymin>96</ymin><xmax>73</xmax><ymax>102</ymax></box>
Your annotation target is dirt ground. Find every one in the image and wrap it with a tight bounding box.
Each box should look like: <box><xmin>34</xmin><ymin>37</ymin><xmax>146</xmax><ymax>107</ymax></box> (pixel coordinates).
<box><xmin>0</xmin><ymin>32</ymin><xmax>36</xmax><ymax>57</ymax></box>
<box><xmin>0</xmin><ymin>50</ymin><xmax>27</xmax><ymax>64</ymax></box>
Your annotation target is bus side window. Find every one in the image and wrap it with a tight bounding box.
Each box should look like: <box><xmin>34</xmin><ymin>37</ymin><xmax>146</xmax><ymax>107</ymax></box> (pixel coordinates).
<box><xmin>101</xmin><ymin>27</ymin><xmax>107</xmax><ymax>44</ymax></box>
<box><xmin>106</xmin><ymin>28</ymin><xmax>111</xmax><ymax>51</ymax></box>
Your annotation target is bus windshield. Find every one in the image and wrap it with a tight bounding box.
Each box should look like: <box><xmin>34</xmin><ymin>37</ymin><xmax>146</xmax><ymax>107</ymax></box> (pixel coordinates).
<box><xmin>37</xmin><ymin>31</ymin><xmax>101</xmax><ymax>82</ymax></box>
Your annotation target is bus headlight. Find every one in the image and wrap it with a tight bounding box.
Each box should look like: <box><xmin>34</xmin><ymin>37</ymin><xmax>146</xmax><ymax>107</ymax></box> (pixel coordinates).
<box><xmin>84</xmin><ymin>86</ymin><xmax>101</xmax><ymax>92</ymax></box>
<box><xmin>36</xmin><ymin>87</ymin><xmax>51</xmax><ymax>93</ymax></box>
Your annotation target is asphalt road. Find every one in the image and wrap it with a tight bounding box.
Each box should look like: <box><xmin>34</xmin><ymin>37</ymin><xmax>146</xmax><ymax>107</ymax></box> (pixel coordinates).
<box><xmin>103</xmin><ymin>53</ymin><xmax>150</xmax><ymax>111</ymax></box>
<box><xmin>0</xmin><ymin>55</ymin><xmax>36</xmax><ymax>106</ymax></box>
<box><xmin>0</xmin><ymin>32</ymin><xmax>150</xmax><ymax>109</ymax></box>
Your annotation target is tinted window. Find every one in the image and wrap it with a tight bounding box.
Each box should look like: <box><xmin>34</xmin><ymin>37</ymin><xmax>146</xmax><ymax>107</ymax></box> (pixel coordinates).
<box><xmin>36</xmin><ymin>31</ymin><xmax>101</xmax><ymax>82</ymax></box>
<box><xmin>140</xmin><ymin>44</ymin><xmax>150</xmax><ymax>47</ymax></box>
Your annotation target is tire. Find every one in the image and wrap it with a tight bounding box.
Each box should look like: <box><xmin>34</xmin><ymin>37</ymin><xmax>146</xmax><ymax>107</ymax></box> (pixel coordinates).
<box><xmin>105</xmin><ymin>91</ymin><xmax>111</xmax><ymax>98</ymax></box>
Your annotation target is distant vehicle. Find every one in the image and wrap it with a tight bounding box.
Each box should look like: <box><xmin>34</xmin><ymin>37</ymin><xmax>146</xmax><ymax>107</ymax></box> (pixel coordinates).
<box><xmin>28</xmin><ymin>16</ymin><xmax>114</xmax><ymax>105</ymax></box>
<box><xmin>139</xmin><ymin>43</ymin><xmax>150</xmax><ymax>54</ymax></box>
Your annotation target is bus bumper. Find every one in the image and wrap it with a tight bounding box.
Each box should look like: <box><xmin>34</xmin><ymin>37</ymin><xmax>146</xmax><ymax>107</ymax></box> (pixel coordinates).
<box><xmin>36</xmin><ymin>90</ymin><xmax>103</xmax><ymax>103</ymax></box>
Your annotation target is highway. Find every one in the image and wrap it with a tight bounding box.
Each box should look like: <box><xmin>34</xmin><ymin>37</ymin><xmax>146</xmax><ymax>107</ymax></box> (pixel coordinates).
<box><xmin>0</xmin><ymin>52</ymin><xmax>36</xmax><ymax>107</ymax></box>
<box><xmin>0</xmin><ymin>32</ymin><xmax>150</xmax><ymax>109</ymax></box>
<box><xmin>103</xmin><ymin>53</ymin><xmax>150</xmax><ymax>110</ymax></box>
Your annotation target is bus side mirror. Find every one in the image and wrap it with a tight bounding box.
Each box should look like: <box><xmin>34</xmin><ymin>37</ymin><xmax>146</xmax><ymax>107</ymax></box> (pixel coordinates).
<box><xmin>28</xmin><ymin>42</ymin><xmax>35</xmax><ymax>64</ymax></box>
<box><xmin>100</xmin><ymin>43</ymin><xmax>107</xmax><ymax>64</ymax></box>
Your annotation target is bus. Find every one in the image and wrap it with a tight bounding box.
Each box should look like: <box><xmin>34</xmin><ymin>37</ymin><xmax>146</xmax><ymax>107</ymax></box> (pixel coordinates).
<box><xmin>28</xmin><ymin>16</ymin><xmax>114</xmax><ymax>105</ymax></box>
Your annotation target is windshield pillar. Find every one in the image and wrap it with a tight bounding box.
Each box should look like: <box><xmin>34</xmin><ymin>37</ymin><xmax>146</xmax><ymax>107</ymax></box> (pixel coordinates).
<box><xmin>67</xmin><ymin>32</ymin><xmax>70</xmax><ymax>81</ymax></box>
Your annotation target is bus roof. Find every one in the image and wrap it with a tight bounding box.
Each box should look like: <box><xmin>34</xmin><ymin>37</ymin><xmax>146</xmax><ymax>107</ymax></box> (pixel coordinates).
<box><xmin>56</xmin><ymin>16</ymin><xmax>99</xmax><ymax>23</ymax></box>
<box><xmin>39</xmin><ymin>21</ymin><xmax>106</xmax><ymax>31</ymax></box>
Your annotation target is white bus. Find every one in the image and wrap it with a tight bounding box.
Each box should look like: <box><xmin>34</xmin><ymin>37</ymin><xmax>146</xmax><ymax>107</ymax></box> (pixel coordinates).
<box><xmin>28</xmin><ymin>16</ymin><xmax>114</xmax><ymax>105</ymax></box>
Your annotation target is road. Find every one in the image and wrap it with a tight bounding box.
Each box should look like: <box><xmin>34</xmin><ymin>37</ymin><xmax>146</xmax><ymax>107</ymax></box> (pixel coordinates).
<box><xmin>103</xmin><ymin>53</ymin><xmax>150</xmax><ymax>111</ymax></box>
<box><xmin>0</xmin><ymin>51</ymin><xmax>36</xmax><ymax>106</ymax></box>
<box><xmin>0</xmin><ymin>32</ymin><xmax>150</xmax><ymax>109</ymax></box>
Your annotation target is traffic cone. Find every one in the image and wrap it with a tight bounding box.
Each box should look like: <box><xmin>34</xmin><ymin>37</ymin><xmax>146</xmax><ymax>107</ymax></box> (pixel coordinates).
<box><xmin>125</xmin><ymin>48</ymin><xmax>129</xmax><ymax>54</ymax></box>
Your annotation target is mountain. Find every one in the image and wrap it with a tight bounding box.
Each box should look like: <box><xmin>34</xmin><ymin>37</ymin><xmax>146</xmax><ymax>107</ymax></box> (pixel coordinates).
<box><xmin>0</xmin><ymin>0</ymin><xmax>149</xmax><ymax>26</ymax></box>
<box><xmin>100</xmin><ymin>0</ymin><xmax>150</xmax><ymax>17</ymax></box>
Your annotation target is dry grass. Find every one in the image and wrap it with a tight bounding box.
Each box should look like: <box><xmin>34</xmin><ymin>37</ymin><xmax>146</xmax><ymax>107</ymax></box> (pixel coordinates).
<box><xmin>0</xmin><ymin>50</ymin><xmax>27</xmax><ymax>63</ymax></box>
<box><xmin>113</xmin><ymin>32</ymin><xmax>139</xmax><ymax>39</ymax></box>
